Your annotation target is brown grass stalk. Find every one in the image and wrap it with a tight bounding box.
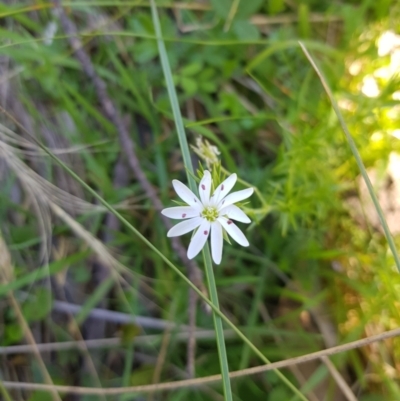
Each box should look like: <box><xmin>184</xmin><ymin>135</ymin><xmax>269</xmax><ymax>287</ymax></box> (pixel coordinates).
<box><xmin>2</xmin><ymin>327</ymin><xmax>400</xmax><ymax>396</ymax></box>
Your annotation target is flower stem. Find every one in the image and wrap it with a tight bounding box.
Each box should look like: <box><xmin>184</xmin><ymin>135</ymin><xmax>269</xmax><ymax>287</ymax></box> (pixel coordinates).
<box><xmin>202</xmin><ymin>243</ymin><xmax>233</xmax><ymax>400</ymax></box>
<box><xmin>149</xmin><ymin>2</ymin><xmax>234</xmax><ymax>399</ymax></box>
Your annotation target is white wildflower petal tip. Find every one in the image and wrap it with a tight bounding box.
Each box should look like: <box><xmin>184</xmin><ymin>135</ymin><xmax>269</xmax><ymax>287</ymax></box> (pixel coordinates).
<box><xmin>172</xmin><ymin>180</ymin><xmax>202</xmax><ymax>210</ymax></box>
<box><xmin>161</xmin><ymin>206</ymin><xmax>199</xmax><ymax>220</ymax></box>
<box><xmin>187</xmin><ymin>220</ymin><xmax>211</xmax><ymax>259</ymax></box>
<box><xmin>218</xmin><ymin>187</ymin><xmax>254</xmax><ymax>209</ymax></box>
<box><xmin>211</xmin><ymin>173</ymin><xmax>237</xmax><ymax>205</ymax></box>
<box><xmin>167</xmin><ymin>217</ymin><xmax>202</xmax><ymax>237</ymax></box>
<box><xmin>211</xmin><ymin>221</ymin><xmax>223</xmax><ymax>264</ymax></box>
<box><xmin>219</xmin><ymin>217</ymin><xmax>249</xmax><ymax>247</ymax></box>
<box><xmin>220</xmin><ymin>205</ymin><xmax>251</xmax><ymax>223</ymax></box>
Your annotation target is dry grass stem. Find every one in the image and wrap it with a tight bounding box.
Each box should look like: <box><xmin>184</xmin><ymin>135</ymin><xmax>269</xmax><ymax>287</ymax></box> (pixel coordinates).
<box><xmin>0</xmin><ymin>329</ymin><xmax>236</xmax><ymax>355</ymax></box>
<box><xmin>2</xmin><ymin>327</ymin><xmax>400</xmax><ymax>395</ymax></box>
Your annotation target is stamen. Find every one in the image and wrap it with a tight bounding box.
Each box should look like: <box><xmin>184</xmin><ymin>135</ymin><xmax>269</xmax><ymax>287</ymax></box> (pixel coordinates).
<box><xmin>204</xmin><ymin>230</ymin><xmax>208</xmax><ymax>235</ymax></box>
<box><xmin>221</xmin><ymin>184</ymin><xmax>224</xmax><ymax>190</ymax></box>
<box><xmin>201</xmin><ymin>184</ymin><xmax>206</xmax><ymax>190</ymax></box>
<box><xmin>194</xmin><ymin>199</ymin><xmax>197</xmax><ymax>202</ymax></box>
<box><xmin>201</xmin><ymin>206</ymin><xmax>219</xmax><ymax>222</ymax></box>
<box><xmin>227</xmin><ymin>220</ymin><xmax>232</xmax><ymax>225</ymax></box>
<box><xmin>182</xmin><ymin>213</ymin><xmax>186</xmax><ymax>218</ymax></box>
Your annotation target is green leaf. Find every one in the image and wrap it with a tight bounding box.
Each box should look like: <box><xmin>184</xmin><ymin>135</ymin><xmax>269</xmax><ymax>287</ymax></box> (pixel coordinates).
<box><xmin>180</xmin><ymin>76</ymin><xmax>198</xmax><ymax>95</ymax></box>
<box><xmin>268</xmin><ymin>387</ymin><xmax>292</xmax><ymax>401</ymax></box>
<box><xmin>210</xmin><ymin>0</ymin><xmax>232</xmax><ymax>19</ymax></box>
<box><xmin>133</xmin><ymin>40</ymin><xmax>158</xmax><ymax>64</ymax></box>
<box><xmin>28</xmin><ymin>391</ymin><xmax>53</xmax><ymax>401</ymax></box>
<box><xmin>130</xmin><ymin>365</ymin><xmax>155</xmax><ymax>386</ymax></box>
<box><xmin>22</xmin><ymin>288</ymin><xmax>52</xmax><ymax>322</ymax></box>
<box><xmin>233</xmin><ymin>20</ymin><xmax>260</xmax><ymax>41</ymax></box>
<box><xmin>5</xmin><ymin>323</ymin><xmax>23</xmax><ymax>344</ymax></box>
<box><xmin>200</xmin><ymin>81</ymin><xmax>217</xmax><ymax>93</ymax></box>
<box><xmin>235</xmin><ymin>0</ymin><xmax>264</xmax><ymax>19</ymax></box>
<box><xmin>210</xmin><ymin>0</ymin><xmax>263</xmax><ymax>20</ymax></box>
<box><xmin>268</xmin><ymin>0</ymin><xmax>285</xmax><ymax>15</ymax></box>
<box><xmin>181</xmin><ymin>62</ymin><xmax>203</xmax><ymax>76</ymax></box>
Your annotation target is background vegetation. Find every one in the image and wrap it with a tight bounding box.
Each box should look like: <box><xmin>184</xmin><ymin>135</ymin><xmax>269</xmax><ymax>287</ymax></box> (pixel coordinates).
<box><xmin>1</xmin><ymin>0</ymin><xmax>400</xmax><ymax>400</ymax></box>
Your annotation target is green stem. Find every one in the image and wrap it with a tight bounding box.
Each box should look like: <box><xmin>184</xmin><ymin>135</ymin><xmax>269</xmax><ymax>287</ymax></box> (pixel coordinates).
<box><xmin>149</xmin><ymin>0</ymin><xmax>196</xmax><ymax>191</ymax></box>
<box><xmin>202</xmin><ymin>243</ymin><xmax>233</xmax><ymax>400</ymax></box>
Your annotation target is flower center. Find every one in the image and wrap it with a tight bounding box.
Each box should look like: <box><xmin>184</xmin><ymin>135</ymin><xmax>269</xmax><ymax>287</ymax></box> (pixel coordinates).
<box><xmin>202</xmin><ymin>206</ymin><xmax>219</xmax><ymax>222</ymax></box>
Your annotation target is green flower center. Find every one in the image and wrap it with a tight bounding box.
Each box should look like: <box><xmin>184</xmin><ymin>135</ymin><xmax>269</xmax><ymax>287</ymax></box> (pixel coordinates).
<box><xmin>202</xmin><ymin>206</ymin><xmax>219</xmax><ymax>222</ymax></box>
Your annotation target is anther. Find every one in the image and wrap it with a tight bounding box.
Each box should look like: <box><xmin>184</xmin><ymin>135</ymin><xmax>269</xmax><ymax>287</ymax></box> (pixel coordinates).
<box><xmin>182</xmin><ymin>213</ymin><xmax>186</xmax><ymax>218</ymax></box>
<box><xmin>204</xmin><ymin>230</ymin><xmax>208</xmax><ymax>235</ymax></box>
<box><xmin>227</xmin><ymin>220</ymin><xmax>232</xmax><ymax>225</ymax></box>
<box><xmin>221</xmin><ymin>185</ymin><xmax>224</xmax><ymax>190</ymax></box>
<box><xmin>201</xmin><ymin>184</ymin><xmax>206</xmax><ymax>190</ymax></box>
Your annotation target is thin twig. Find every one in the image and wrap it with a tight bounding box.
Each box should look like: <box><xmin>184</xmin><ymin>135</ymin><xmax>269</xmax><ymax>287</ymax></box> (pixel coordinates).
<box><xmin>2</xmin><ymin>327</ymin><xmax>400</xmax><ymax>395</ymax></box>
<box><xmin>52</xmin><ymin>0</ymin><xmax>202</xmax><ymax>375</ymax></box>
<box><xmin>321</xmin><ymin>356</ymin><xmax>358</xmax><ymax>401</ymax></box>
<box><xmin>0</xmin><ymin>329</ymin><xmax>236</xmax><ymax>355</ymax></box>
<box><xmin>50</xmin><ymin>298</ymin><xmax>192</xmax><ymax>330</ymax></box>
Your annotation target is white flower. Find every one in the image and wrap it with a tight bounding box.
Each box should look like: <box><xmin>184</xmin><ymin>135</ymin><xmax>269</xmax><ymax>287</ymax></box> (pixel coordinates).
<box><xmin>161</xmin><ymin>170</ymin><xmax>253</xmax><ymax>264</ymax></box>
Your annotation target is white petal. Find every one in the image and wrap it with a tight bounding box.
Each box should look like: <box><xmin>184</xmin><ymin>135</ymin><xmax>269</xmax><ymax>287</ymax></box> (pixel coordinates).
<box><xmin>161</xmin><ymin>206</ymin><xmax>199</xmax><ymax>220</ymax></box>
<box><xmin>219</xmin><ymin>205</ymin><xmax>251</xmax><ymax>223</ymax></box>
<box><xmin>218</xmin><ymin>188</ymin><xmax>254</xmax><ymax>209</ymax></box>
<box><xmin>187</xmin><ymin>220</ymin><xmax>210</xmax><ymax>260</ymax></box>
<box><xmin>210</xmin><ymin>173</ymin><xmax>237</xmax><ymax>205</ymax></box>
<box><xmin>211</xmin><ymin>221</ymin><xmax>223</xmax><ymax>265</ymax></box>
<box><xmin>172</xmin><ymin>180</ymin><xmax>202</xmax><ymax>210</ymax></box>
<box><xmin>219</xmin><ymin>217</ymin><xmax>249</xmax><ymax>247</ymax></box>
<box><xmin>167</xmin><ymin>217</ymin><xmax>202</xmax><ymax>237</ymax></box>
<box><xmin>199</xmin><ymin>170</ymin><xmax>212</xmax><ymax>205</ymax></box>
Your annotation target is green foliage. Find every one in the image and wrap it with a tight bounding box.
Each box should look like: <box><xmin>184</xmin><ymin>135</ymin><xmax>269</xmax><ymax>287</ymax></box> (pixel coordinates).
<box><xmin>28</xmin><ymin>391</ymin><xmax>53</xmax><ymax>401</ymax></box>
<box><xmin>1</xmin><ymin>0</ymin><xmax>400</xmax><ymax>400</ymax></box>
<box><xmin>22</xmin><ymin>288</ymin><xmax>52</xmax><ymax>322</ymax></box>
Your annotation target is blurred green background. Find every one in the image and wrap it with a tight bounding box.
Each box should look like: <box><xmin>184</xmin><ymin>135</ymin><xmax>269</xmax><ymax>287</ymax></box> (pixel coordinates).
<box><xmin>1</xmin><ymin>1</ymin><xmax>400</xmax><ymax>400</ymax></box>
